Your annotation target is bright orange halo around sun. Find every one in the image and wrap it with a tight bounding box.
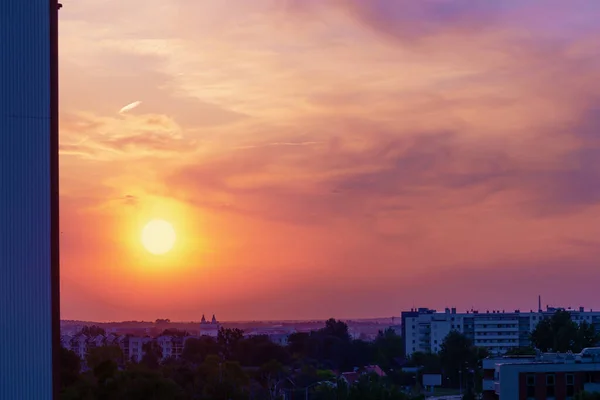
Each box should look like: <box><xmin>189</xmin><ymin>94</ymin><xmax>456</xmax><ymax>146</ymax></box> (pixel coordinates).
<box><xmin>141</xmin><ymin>219</ymin><xmax>176</xmax><ymax>255</ymax></box>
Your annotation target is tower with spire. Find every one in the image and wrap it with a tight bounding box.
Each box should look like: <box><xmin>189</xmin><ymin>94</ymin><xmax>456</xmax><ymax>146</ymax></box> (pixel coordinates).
<box><xmin>199</xmin><ymin>313</ymin><xmax>220</xmax><ymax>337</ymax></box>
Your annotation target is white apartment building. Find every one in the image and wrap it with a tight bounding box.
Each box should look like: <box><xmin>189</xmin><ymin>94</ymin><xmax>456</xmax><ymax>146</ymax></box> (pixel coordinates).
<box><xmin>156</xmin><ymin>335</ymin><xmax>193</xmax><ymax>360</ymax></box>
<box><xmin>402</xmin><ymin>306</ymin><xmax>600</xmax><ymax>356</ymax></box>
<box><xmin>61</xmin><ymin>333</ymin><xmax>154</xmax><ymax>364</ymax></box>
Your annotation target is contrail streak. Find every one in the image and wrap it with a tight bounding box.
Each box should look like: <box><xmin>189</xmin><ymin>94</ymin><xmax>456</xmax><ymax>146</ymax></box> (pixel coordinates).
<box><xmin>119</xmin><ymin>100</ymin><xmax>142</xmax><ymax>114</ymax></box>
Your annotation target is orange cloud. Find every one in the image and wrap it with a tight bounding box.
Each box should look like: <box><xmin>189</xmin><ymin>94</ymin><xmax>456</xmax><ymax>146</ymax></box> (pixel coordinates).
<box><xmin>57</xmin><ymin>0</ymin><xmax>600</xmax><ymax>321</ymax></box>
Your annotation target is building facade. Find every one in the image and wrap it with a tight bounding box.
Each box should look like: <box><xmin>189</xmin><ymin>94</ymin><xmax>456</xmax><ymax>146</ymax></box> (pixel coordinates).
<box><xmin>0</xmin><ymin>1</ymin><xmax>61</xmax><ymax>399</ymax></box>
<box><xmin>403</xmin><ymin>306</ymin><xmax>600</xmax><ymax>356</ymax></box>
<box><xmin>482</xmin><ymin>352</ymin><xmax>600</xmax><ymax>400</ymax></box>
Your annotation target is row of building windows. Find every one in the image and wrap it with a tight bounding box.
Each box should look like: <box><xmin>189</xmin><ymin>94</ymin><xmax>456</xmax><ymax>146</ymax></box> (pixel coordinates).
<box><xmin>475</xmin><ymin>331</ymin><xmax>519</xmax><ymax>336</ymax></box>
<box><xmin>475</xmin><ymin>339</ymin><xmax>518</xmax><ymax>344</ymax></box>
<box><xmin>526</xmin><ymin>373</ymin><xmax>575</xmax><ymax>398</ymax></box>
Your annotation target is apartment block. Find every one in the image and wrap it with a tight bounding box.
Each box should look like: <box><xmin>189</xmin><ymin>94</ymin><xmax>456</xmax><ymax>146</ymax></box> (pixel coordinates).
<box><xmin>402</xmin><ymin>306</ymin><xmax>600</xmax><ymax>356</ymax></box>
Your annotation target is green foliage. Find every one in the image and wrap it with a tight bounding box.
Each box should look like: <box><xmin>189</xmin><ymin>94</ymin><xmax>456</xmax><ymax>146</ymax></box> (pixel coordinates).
<box><xmin>141</xmin><ymin>341</ymin><xmax>163</xmax><ymax>370</ymax></box>
<box><xmin>60</xmin><ymin>347</ymin><xmax>82</xmax><ymax>390</ymax></box>
<box><xmin>575</xmin><ymin>391</ymin><xmax>600</xmax><ymax>400</ymax></box>
<box><xmin>80</xmin><ymin>325</ymin><xmax>106</xmax><ymax>336</ymax></box>
<box><xmin>320</xmin><ymin>318</ymin><xmax>351</xmax><ymax>341</ymax></box>
<box><xmin>439</xmin><ymin>331</ymin><xmax>484</xmax><ymax>389</ymax></box>
<box><xmin>59</xmin><ymin>319</ymin><xmax>422</xmax><ymax>399</ymax></box>
<box><xmin>531</xmin><ymin>310</ymin><xmax>600</xmax><ymax>352</ymax></box>
<box><xmin>217</xmin><ymin>327</ymin><xmax>245</xmax><ymax>359</ymax></box>
<box><xmin>181</xmin><ymin>336</ymin><xmax>219</xmax><ymax>364</ymax></box>
<box><xmin>462</xmin><ymin>389</ymin><xmax>477</xmax><ymax>400</ymax></box>
<box><xmin>504</xmin><ymin>347</ymin><xmax>536</xmax><ymax>356</ymax></box>
<box><xmin>101</xmin><ymin>369</ymin><xmax>186</xmax><ymax>400</ymax></box>
<box><xmin>408</xmin><ymin>351</ymin><xmax>441</xmax><ymax>373</ymax></box>
<box><xmin>160</xmin><ymin>328</ymin><xmax>189</xmax><ymax>337</ymax></box>
<box><xmin>374</xmin><ymin>328</ymin><xmax>404</xmax><ymax>370</ymax></box>
<box><xmin>578</xmin><ymin>320</ymin><xmax>600</xmax><ymax>350</ymax></box>
<box><xmin>236</xmin><ymin>334</ymin><xmax>290</xmax><ymax>366</ymax></box>
<box><xmin>86</xmin><ymin>345</ymin><xmax>123</xmax><ymax>371</ymax></box>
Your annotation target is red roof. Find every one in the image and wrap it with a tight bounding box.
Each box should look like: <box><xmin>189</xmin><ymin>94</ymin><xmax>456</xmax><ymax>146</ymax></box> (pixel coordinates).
<box><xmin>364</xmin><ymin>365</ymin><xmax>386</xmax><ymax>377</ymax></box>
<box><xmin>341</xmin><ymin>372</ymin><xmax>361</xmax><ymax>385</ymax></box>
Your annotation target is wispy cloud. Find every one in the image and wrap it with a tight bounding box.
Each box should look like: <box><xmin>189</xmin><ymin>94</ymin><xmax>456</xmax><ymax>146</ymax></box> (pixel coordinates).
<box><xmin>57</xmin><ymin>0</ymin><xmax>600</xmax><ymax>320</ymax></box>
<box><xmin>119</xmin><ymin>100</ymin><xmax>142</xmax><ymax>114</ymax></box>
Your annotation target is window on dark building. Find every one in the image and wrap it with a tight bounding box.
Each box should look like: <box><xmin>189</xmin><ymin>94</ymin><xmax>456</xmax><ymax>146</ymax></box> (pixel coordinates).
<box><xmin>566</xmin><ymin>374</ymin><xmax>574</xmax><ymax>397</ymax></box>
<box><xmin>526</xmin><ymin>374</ymin><xmax>536</xmax><ymax>399</ymax></box>
<box><xmin>547</xmin><ymin>374</ymin><xmax>555</xmax><ymax>398</ymax></box>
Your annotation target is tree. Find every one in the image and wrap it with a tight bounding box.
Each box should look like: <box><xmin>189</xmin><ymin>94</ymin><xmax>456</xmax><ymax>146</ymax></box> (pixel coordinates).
<box><xmin>257</xmin><ymin>359</ymin><xmax>288</xmax><ymax>399</ymax></box>
<box><xmin>161</xmin><ymin>358</ymin><xmax>196</xmax><ymax>398</ymax></box>
<box><xmin>182</xmin><ymin>336</ymin><xmax>220</xmax><ymax>365</ymax></box>
<box><xmin>439</xmin><ymin>331</ymin><xmax>477</xmax><ymax>388</ymax></box>
<box><xmin>60</xmin><ymin>346</ymin><xmax>82</xmax><ymax>391</ymax></box>
<box><xmin>408</xmin><ymin>351</ymin><xmax>441</xmax><ymax>374</ymax></box>
<box><xmin>236</xmin><ymin>334</ymin><xmax>290</xmax><ymax>366</ymax></box>
<box><xmin>141</xmin><ymin>341</ymin><xmax>162</xmax><ymax>370</ymax></box>
<box><xmin>462</xmin><ymin>389</ymin><xmax>477</xmax><ymax>400</ymax></box>
<box><xmin>160</xmin><ymin>328</ymin><xmax>189</xmax><ymax>337</ymax></box>
<box><xmin>373</xmin><ymin>328</ymin><xmax>404</xmax><ymax>369</ymax></box>
<box><xmin>86</xmin><ymin>345</ymin><xmax>123</xmax><ymax>371</ymax></box>
<box><xmin>577</xmin><ymin>320</ymin><xmax>600</xmax><ymax>351</ymax></box>
<box><xmin>505</xmin><ymin>347</ymin><xmax>536</xmax><ymax>356</ymax></box>
<box><xmin>217</xmin><ymin>327</ymin><xmax>245</xmax><ymax>359</ymax></box>
<box><xmin>288</xmin><ymin>332</ymin><xmax>311</xmax><ymax>357</ymax></box>
<box><xmin>80</xmin><ymin>325</ymin><xmax>106</xmax><ymax>336</ymax></box>
<box><xmin>346</xmin><ymin>374</ymin><xmax>413</xmax><ymax>400</ymax></box>
<box><xmin>197</xmin><ymin>355</ymin><xmax>249</xmax><ymax>399</ymax></box>
<box><xmin>530</xmin><ymin>310</ymin><xmax>597</xmax><ymax>352</ymax></box>
<box><xmin>103</xmin><ymin>369</ymin><xmax>187</xmax><ymax>400</ymax></box>
<box><xmin>575</xmin><ymin>392</ymin><xmax>600</xmax><ymax>400</ymax></box>
<box><xmin>60</xmin><ymin>378</ymin><xmax>96</xmax><ymax>400</ymax></box>
<box><xmin>320</xmin><ymin>318</ymin><xmax>351</xmax><ymax>341</ymax></box>
<box><xmin>541</xmin><ymin>310</ymin><xmax>578</xmax><ymax>352</ymax></box>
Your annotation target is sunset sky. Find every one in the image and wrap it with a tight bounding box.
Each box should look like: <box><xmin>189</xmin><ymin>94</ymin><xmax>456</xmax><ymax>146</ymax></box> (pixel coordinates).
<box><xmin>59</xmin><ymin>0</ymin><xmax>600</xmax><ymax>322</ymax></box>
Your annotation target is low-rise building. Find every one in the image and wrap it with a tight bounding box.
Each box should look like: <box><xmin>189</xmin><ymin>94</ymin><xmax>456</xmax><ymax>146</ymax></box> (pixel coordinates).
<box><xmin>482</xmin><ymin>349</ymin><xmax>600</xmax><ymax>400</ymax></box>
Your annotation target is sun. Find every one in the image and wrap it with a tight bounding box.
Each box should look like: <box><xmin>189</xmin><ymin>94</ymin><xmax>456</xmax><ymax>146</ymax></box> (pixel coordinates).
<box><xmin>141</xmin><ymin>219</ymin><xmax>176</xmax><ymax>255</ymax></box>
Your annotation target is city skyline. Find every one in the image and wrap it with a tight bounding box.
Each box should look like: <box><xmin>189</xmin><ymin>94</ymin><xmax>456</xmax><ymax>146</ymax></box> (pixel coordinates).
<box><xmin>59</xmin><ymin>0</ymin><xmax>600</xmax><ymax>322</ymax></box>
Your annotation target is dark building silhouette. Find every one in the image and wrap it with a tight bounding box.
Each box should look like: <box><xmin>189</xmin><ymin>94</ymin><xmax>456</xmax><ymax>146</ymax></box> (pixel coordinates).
<box><xmin>0</xmin><ymin>1</ymin><xmax>61</xmax><ymax>398</ymax></box>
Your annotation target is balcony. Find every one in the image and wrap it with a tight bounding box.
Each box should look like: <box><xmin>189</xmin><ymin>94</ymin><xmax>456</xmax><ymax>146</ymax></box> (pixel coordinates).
<box><xmin>474</xmin><ymin>326</ymin><xmax>518</xmax><ymax>332</ymax></box>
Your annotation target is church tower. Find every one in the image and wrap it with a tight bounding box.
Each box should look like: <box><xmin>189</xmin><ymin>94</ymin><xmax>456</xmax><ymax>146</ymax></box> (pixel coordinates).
<box><xmin>199</xmin><ymin>313</ymin><xmax>220</xmax><ymax>338</ymax></box>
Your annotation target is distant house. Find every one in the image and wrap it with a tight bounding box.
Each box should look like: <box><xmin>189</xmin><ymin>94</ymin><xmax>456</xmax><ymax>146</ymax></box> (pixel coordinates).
<box><xmin>364</xmin><ymin>365</ymin><xmax>386</xmax><ymax>377</ymax></box>
<box><xmin>339</xmin><ymin>365</ymin><xmax>386</xmax><ymax>385</ymax></box>
<box><xmin>340</xmin><ymin>371</ymin><xmax>361</xmax><ymax>386</ymax></box>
